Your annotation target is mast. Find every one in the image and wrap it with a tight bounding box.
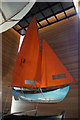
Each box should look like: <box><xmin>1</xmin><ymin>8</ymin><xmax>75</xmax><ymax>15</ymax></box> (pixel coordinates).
<box><xmin>41</xmin><ymin>39</ymin><xmax>75</xmax><ymax>88</ymax></box>
<box><xmin>12</xmin><ymin>16</ymin><xmax>41</xmax><ymax>88</ymax></box>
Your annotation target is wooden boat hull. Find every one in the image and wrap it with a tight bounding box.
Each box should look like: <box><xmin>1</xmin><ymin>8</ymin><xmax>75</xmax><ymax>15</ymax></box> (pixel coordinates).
<box><xmin>13</xmin><ymin>85</ymin><xmax>69</xmax><ymax>103</ymax></box>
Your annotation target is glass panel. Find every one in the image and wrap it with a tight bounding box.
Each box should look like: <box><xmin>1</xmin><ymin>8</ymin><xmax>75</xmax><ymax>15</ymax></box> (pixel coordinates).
<box><xmin>56</xmin><ymin>12</ymin><xmax>65</xmax><ymax>20</ymax></box>
<box><xmin>39</xmin><ymin>20</ymin><xmax>48</xmax><ymax>26</ymax></box>
<box><xmin>19</xmin><ymin>29</ymin><xmax>26</xmax><ymax>35</ymax></box>
<box><xmin>65</xmin><ymin>7</ymin><xmax>75</xmax><ymax>16</ymax></box>
<box><xmin>37</xmin><ymin>23</ymin><xmax>40</xmax><ymax>28</ymax></box>
<box><xmin>19</xmin><ymin>20</ymin><xmax>28</xmax><ymax>27</ymax></box>
<box><xmin>51</xmin><ymin>3</ymin><xmax>62</xmax><ymax>14</ymax></box>
<box><xmin>47</xmin><ymin>16</ymin><xmax>56</xmax><ymax>23</ymax></box>
<box><xmin>14</xmin><ymin>24</ymin><xmax>21</xmax><ymax>30</ymax></box>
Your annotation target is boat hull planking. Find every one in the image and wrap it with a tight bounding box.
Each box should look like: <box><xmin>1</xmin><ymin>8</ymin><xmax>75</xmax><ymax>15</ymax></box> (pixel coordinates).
<box><xmin>13</xmin><ymin>85</ymin><xmax>70</xmax><ymax>103</ymax></box>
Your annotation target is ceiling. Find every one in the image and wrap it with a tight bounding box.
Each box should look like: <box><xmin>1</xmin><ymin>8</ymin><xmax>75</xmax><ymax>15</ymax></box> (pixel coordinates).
<box><xmin>13</xmin><ymin>2</ymin><xmax>77</xmax><ymax>36</ymax></box>
<box><xmin>0</xmin><ymin>1</ymin><xmax>36</xmax><ymax>33</ymax></box>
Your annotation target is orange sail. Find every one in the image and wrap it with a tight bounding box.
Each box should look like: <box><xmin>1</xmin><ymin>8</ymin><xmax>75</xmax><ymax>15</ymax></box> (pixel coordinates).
<box><xmin>12</xmin><ymin>16</ymin><xmax>41</xmax><ymax>88</ymax></box>
<box><xmin>41</xmin><ymin>39</ymin><xmax>75</xmax><ymax>88</ymax></box>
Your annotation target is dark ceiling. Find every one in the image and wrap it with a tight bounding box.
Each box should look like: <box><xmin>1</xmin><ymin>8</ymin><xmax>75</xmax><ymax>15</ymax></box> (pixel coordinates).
<box><xmin>13</xmin><ymin>2</ymin><xmax>77</xmax><ymax>36</ymax></box>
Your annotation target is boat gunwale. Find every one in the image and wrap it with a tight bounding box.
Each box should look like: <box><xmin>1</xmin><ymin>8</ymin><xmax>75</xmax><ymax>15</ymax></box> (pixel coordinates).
<box><xmin>13</xmin><ymin>84</ymin><xmax>70</xmax><ymax>94</ymax></box>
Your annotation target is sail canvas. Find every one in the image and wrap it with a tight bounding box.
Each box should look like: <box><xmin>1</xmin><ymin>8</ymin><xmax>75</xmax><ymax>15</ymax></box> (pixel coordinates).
<box><xmin>41</xmin><ymin>39</ymin><xmax>75</xmax><ymax>88</ymax></box>
<box><xmin>12</xmin><ymin>16</ymin><xmax>41</xmax><ymax>88</ymax></box>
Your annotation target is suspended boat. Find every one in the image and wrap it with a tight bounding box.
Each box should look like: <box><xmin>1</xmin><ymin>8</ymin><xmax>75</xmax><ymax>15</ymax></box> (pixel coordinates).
<box><xmin>12</xmin><ymin>16</ymin><xmax>75</xmax><ymax>103</ymax></box>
